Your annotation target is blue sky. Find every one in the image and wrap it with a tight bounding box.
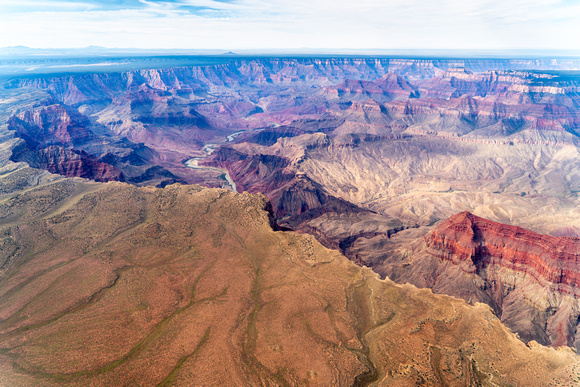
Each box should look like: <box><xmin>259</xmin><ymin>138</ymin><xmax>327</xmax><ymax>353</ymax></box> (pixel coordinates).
<box><xmin>1</xmin><ymin>0</ymin><xmax>580</xmax><ymax>50</ymax></box>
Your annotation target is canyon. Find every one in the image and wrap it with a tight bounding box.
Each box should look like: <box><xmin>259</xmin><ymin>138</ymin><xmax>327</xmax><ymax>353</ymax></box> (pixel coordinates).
<box><xmin>352</xmin><ymin>212</ymin><xmax>580</xmax><ymax>350</ymax></box>
<box><xmin>0</xmin><ymin>168</ymin><xmax>578</xmax><ymax>385</ymax></box>
<box><xmin>2</xmin><ymin>56</ymin><xmax>580</xmax><ymax>384</ymax></box>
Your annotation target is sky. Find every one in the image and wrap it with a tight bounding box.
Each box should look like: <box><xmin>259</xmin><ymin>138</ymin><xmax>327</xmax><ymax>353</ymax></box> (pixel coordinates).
<box><xmin>1</xmin><ymin>0</ymin><xmax>580</xmax><ymax>50</ymax></box>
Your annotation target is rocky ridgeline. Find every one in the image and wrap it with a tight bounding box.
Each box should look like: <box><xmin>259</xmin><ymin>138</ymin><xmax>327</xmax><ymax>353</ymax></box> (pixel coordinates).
<box><xmin>424</xmin><ymin>211</ymin><xmax>580</xmax><ymax>349</ymax></box>
<box><xmin>8</xmin><ymin>57</ymin><xmax>580</xmax><ymax>104</ymax></box>
<box><xmin>0</xmin><ymin>179</ymin><xmax>578</xmax><ymax>385</ymax></box>
<box><xmin>426</xmin><ymin>212</ymin><xmax>580</xmax><ymax>295</ymax></box>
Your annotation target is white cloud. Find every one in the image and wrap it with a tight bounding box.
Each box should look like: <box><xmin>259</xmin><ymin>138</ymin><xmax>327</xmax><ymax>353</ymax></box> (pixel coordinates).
<box><xmin>0</xmin><ymin>0</ymin><xmax>97</xmax><ymax>11</ymax></box>
<box><xmin>1</xmin><ymin>0</ymin><xmax>579</xmax><ymax>50</ymax></box>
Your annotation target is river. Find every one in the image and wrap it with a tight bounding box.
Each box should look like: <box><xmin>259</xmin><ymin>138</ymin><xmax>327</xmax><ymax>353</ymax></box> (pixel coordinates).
<box><xmin>183</xmin><ymin>130</ymin><xmax>244</xmax><ymax>192</ymax></box>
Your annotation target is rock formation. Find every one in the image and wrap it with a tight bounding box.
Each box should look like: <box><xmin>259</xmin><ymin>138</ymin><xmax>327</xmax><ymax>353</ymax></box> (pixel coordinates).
<box><xmin>7</xmin><ymin>103</ymin><xmax>94</xmax><ymax>149</ymax></box>
<box><xmin>11</xmin><ymin>143</ymin><xmax>124</xmax><ymax>182</ymax></box>
<box><xmin>424</xmin><ymin>212</ymin><xmax>580</xmax><ymax>348</ymax></box>
<box><xmin>353</xmin><ymin>212</ymin><xmax>580</xmax><ymax>351</ymax></box>
<box><xmin>0</xmin><ymin>177</ymin><xmax>578</xmax><ymax>385</ymax></box>
<box><xmin>4</xmin><ymin>57</ymin><xmax>580</xmax><ymax>364</ymax></box>
<box><xmin>425</xmin><ymin>212</ymin><xmax>580</xmax><ymax>296</ymax></box>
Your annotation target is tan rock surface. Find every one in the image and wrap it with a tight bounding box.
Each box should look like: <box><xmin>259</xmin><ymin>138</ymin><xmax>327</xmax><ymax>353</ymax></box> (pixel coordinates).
<box><xmin>0</xmin><ymin>180</ymin><xmax>578</xmax><ymax>385</ymax></box>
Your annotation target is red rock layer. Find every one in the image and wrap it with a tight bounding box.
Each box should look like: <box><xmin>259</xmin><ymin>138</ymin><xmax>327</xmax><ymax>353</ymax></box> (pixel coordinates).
<box><xmin>12</xmin><ymin>144</ymin><xmax>124</xmax><ymax>182</ymax></box>
<box><xmin>8</xmin><ymin>104</ymin><xmax>94</xmax><ymax>148</ymax></box>
<box><xmin>39</xmin><ymin>147</ymin><xmax>123</xmax><ymax>182</ymax></box>
<box><xmin>425</xmin><ymin>211</ymin><xmax>580</xmax><ymax>295</ymax></box>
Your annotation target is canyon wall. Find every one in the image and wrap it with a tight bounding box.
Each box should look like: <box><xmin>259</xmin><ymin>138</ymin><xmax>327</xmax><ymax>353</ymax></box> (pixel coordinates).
<box><xmin>4</xmin><ymin>57</ymin><xmax>580</xmax><ymax>356</ymax></box>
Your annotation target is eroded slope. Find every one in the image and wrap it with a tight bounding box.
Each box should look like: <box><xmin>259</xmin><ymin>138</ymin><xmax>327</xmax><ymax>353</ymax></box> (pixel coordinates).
<box><xmin>350</xmin><ymin>211</ymin><xmax>580</xmax><ymax>351</ymax></box>
<box><xmin>0</xmin><ymin>181</ymin><xmax>578</xmax><ymax>386</ymax></box>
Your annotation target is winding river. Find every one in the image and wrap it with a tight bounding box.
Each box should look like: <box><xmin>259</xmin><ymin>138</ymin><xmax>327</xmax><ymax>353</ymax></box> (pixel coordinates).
<box><xmin>184</xmin><ymin>130</ymin><xmax>244</xmax><ymax>192</ymax></box>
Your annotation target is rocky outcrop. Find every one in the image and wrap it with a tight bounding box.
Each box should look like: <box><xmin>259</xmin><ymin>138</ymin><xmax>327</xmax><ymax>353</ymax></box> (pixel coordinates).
<box><xmin>412</xmin><ymin>212</ymin><xmax>580</xmax><ymax>350</ymax></box>
<box><xmin>7</xmin><ymin>104</ymin><xmax>94</xmax><ymax>149</ymax></box>
<box><xmin>425</xmin><ymin>211</ymin><xmax>580</xmax><ymax>295</ymax></box>
<box><xmin>10</xmin><ymin>142</ymin><xmax>123</xmax><ymax>182</ymax></box>
<box><xmin>350</xmin><ymin>212</ymin><xmax>580</xmax><ymax>350</ymax></box>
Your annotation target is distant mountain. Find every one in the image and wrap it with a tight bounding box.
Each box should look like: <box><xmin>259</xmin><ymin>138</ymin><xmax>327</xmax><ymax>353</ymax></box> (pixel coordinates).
<box><xmin>0</xmin><ymin>46</ymin><xmax>232</xmax><ymax>58</ymax></box>
<box><xmin>2</xmin><ymin>47</ymin><xmax>580</xmax><ymax>59</ymax></box>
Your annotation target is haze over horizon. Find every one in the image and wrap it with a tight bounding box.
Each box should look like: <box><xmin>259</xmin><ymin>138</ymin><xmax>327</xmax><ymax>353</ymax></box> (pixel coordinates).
<box><xmin>1</xmin><ymin>0</ymin><xmax>580</xmax><ymax>51</ymax></box>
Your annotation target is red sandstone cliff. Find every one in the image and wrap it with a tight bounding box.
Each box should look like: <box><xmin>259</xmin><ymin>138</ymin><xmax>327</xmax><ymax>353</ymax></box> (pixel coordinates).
<box><xmin>11</xmin><ymin>144</ymin><xmax>123</xmax><ymax>182</ymax></box>
<box><xmin>425</xmin><ymin>211</ymin><xmax>580</xmax><ymax>295</ymax></box>
<box><xmin>413</xmin><ymin>212</ymin><xmax>580</xmax><ymax>349</ymax></box>
<box><xmin>354</xmin><ymin>212</ymin><xmax>580</xmax><ymax>350</ymax></box>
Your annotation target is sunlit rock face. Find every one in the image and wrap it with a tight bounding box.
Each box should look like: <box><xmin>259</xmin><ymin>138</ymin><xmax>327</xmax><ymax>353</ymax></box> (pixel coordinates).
<box><xmin>426</xmin><ymin>212</ymin><xmax>580</xmax><ymax>348</ymax></box>
<box><xmin>355</xmin><ymin>211</ymin><xmax>580</xmax><ymax>350</ymax></box>
<box><xmin>426</xmin><ymin>212</ymin><xmax>580</xmax><ymax>293</ymax></box>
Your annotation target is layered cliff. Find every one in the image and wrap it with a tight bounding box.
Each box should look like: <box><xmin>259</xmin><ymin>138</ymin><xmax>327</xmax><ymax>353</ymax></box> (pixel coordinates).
<box><xmin>7</xmin><ymin>104</ymin><xmax>94</xmax><ymax>149</ymax></box>
<box><xmin>10</xmin><ymin>142</ymin><xmax>124</xmax><ymax>182</ymax></box>
<box><xmin>355</xmin><ymin>212</ymin><xmax>580</xmax><ymax>350</ymax></box>
<box><xmin>425</xmin><ymin>211</ymin><xmax>580</xmax><ymax>295</ymax></box>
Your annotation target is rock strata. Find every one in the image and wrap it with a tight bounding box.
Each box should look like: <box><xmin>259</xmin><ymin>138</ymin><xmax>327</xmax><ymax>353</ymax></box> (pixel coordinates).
<box><xmin>0</xmin><ymin>181</ymin><xmax>578</xmax><ymax>385</ymax></box>
<box><xmin>365</xmin><ymin>212</ymin><xmax>580</xmax><ymax>350</ymax></box>
<box><xmin>11</xmin><ymin>143</ymin><xmax>124</xmax><ymax>182</ymax></box>
<box><xmin>426</xmin><ymin>211</ymin><xmax>580</xmax><ymax>296</ymax></box>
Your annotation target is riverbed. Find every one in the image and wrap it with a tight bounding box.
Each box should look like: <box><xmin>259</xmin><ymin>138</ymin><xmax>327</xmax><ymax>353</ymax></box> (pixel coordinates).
<box><xmin>183</xmin><ymin>130</ymin><xmax>244</xmax><ymax>192</ymax></box>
